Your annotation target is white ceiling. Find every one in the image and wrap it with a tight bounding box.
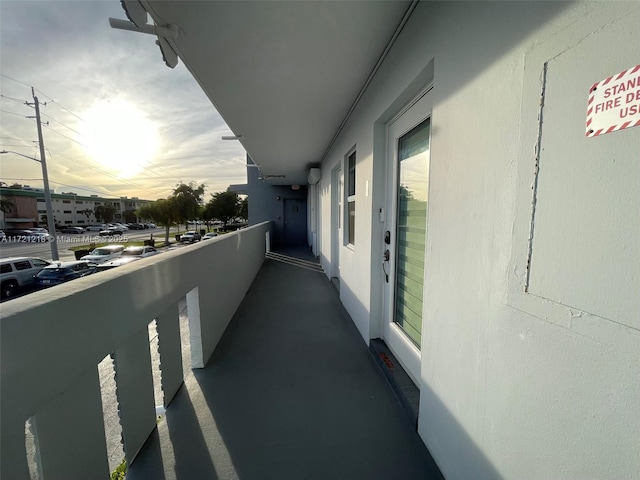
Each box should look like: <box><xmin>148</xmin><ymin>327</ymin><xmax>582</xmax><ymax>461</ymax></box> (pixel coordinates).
<box><xmin>139</xmin><ymin>0</ymin><xmax>412</xmax><ymax>185</ymax></box>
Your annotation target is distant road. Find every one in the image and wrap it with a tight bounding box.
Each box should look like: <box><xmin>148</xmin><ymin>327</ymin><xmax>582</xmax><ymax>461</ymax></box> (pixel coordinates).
<box><xmin>0</xmin><ymin>228</ymin><xmax>174</xmax><ymax>261</ymax></box>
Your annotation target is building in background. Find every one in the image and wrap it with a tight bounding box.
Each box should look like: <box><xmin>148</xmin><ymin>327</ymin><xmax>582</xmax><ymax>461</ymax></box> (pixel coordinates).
<box><xmin>0</xmin><ymin>186</ymin><xmax>152</xmax><ymax>229</ymax></box>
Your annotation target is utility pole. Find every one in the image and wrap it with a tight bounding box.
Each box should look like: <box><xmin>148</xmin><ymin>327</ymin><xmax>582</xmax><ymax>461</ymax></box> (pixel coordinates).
<box><xmin>31</xmin><ymin>88</ymin><xmax>59</xmax><ymax>260</ymax></box>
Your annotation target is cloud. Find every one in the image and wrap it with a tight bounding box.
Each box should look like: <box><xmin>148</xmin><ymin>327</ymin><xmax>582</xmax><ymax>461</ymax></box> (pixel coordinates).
<box><xmin>0</xmin><ymin>1</ymin><xmax>246</xmax><ymax>201</ymax></box>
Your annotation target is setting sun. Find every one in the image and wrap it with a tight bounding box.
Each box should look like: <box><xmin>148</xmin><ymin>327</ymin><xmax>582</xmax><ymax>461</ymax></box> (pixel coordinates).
<box><xmin>81</xmin><ymin>98</ymin><xmax>159</xmax><ymax>178</ymax></box>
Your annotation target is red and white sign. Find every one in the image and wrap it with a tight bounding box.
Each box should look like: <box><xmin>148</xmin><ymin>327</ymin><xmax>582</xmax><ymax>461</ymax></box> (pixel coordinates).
<box><xmin>586</xmin><ymin>64</ymin><xmax>640</xmax><ymax>137</ymax></box>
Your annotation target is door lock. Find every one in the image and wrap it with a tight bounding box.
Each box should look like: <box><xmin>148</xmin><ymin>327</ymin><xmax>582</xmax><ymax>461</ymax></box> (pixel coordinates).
<box><xmin>384</xmin><ymin>230</ymin><xmax>391</xmax><ymax>245</ymax></box>
<box><xmin>383</xmin><ymin>249</ymin><xmax>390</xmax><ymax>261</ymax></box>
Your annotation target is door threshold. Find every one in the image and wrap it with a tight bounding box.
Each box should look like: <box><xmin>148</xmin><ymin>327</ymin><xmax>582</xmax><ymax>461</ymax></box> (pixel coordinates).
<box><xmin>369</xmin><ymin>338</ymin><xmax>419</xmax><ymax>428</ymax></box>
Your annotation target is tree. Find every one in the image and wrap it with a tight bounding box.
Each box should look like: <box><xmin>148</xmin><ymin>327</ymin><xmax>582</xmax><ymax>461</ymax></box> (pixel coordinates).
<box><xmin>204</xmin><ymin>190</ymin><xmax>239</xmax><ymax>228</ymax></box>
<box><xmin>172</xmin><ymin>182</ymin><xmax>205</xmax><ymax>229</ymax></box>
<box><xmin>123</xmin><ymin>209</ymin><xmax>137</xmax><ymax>223</ymax></box>
<box><xmin>0</xmin><ymin>198</ymin><xmax>14</xmax><ymax>214</ymax></box>
<box><xmin>138</xmin><ymin>197</ymin><xmax>178</xmax><ymax>244</ymax></box>
<box><xmin>79</xmin><ymin>208</ymin><xmax>94</xmax><ymax>223</ymax></box>
<box><xmin>94</xmin><ymin>204</ymin><xmax>116</xmax><ymax>223</ymax></box>
<box><xmin>238</xmin><ymin>197</ymin><xmax>248</xmax><ymax>221</ymax></box>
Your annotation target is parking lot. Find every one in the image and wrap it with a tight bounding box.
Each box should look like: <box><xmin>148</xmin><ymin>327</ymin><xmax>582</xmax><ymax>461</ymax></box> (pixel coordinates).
<box><xmin>0</xmin><ymin>227</ymin><xmax>217</xmax><ymax>302</ymax></box>
<box><xmin>0</xmin><ymin>227</ymin><xmax>169</xmax><ymax>262</ymax></box>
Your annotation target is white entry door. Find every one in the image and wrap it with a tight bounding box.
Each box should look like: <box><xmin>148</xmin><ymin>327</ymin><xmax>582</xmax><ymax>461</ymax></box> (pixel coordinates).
<box><xmin>382</xmin><ymin>89</ymin><xmax>433</xmax><ymax>385</ymax></box>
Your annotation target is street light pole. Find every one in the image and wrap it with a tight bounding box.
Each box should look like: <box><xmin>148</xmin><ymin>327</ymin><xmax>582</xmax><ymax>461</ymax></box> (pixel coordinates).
<box><xmin>31</xmin><ymin>89</ymin><xmax>59</xmax><ymax>260</ymax></box>
<box><xmin>0</xmin><ymin>148</ymin><xmax>60</xmax><ymax>260</ymax></box>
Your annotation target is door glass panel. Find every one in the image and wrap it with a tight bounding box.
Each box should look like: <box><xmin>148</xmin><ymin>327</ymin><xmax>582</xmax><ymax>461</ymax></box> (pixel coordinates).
<box><xmin>394</xmin><ymin>117</ymin><xmax>430</xmax><ymax>347</ymax></box>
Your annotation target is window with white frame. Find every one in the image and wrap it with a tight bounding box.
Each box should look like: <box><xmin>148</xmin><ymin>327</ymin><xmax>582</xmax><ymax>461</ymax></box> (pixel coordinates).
<box><xmin>346</xmin><ymin>150</ymin><xmax>356</xmax><ymax>245</ymax></box>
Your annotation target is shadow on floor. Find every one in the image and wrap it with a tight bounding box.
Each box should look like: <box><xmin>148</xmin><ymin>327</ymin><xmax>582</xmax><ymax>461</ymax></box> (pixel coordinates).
<box><xmin>127</xmin><ymin>258</ymin><xmax>444</xmax><ymax>480</ymax></box>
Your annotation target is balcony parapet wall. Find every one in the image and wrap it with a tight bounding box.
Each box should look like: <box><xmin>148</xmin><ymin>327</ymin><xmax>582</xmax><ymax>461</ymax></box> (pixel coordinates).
<box><xmin>0</xmin><ymin>222</ymin><xmax>270</xmax><ymax>479</ymax></box>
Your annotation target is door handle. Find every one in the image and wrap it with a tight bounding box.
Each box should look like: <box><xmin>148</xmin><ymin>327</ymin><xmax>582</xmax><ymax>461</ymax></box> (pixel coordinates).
<box><xmin>382</xmin><ymin>249</ymin><xmax>390</xmax><ymax>283</ymax></box>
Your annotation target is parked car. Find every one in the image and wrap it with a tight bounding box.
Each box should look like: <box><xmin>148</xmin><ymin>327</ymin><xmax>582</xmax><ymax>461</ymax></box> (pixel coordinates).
<box><xmin>34</xmin><ymin>261</ymin><xmax>96</xmax><ymax>288</ymax></box>
<box><xmin>95</xmin><ymin>256</ymin><xmax>142</xmax><ymax>272</ymax></box>
<box><xmin>120</xmin><ymin>246</ymin><xmax>158</xmax><ymax>258</ymax></box>
<box><xmin>29</xmin><ymin>227</ymin><xmax>48</xmax><ymax>234</ymax></box>
<box><xmin>180</xmin><ymin>231</ymin><xmax>201</xmax><ymax>243</ymax></box>
<box><xmin>1</xmin><ymin>257</ymin><xmax>51</xmax><ymax>299</ymax></box>
<box><xmin>60</xmin><ymin>227</ymin><xmax>85</xmax><ymax>234</ymax></box>
<box><xmin>85</xmin><ymin>224</ymin><xmax>108</xmax><ymax>232</ymax></box>
<box><xmin>80</xmin><ymin>244</ymin><xmax>125</xmax><ymax>264</ymax></box>
<box><xmin>202</xmin><ymin>232</ymin><xmax>219</xmax><ymax>240</ymax></box>
<box><xmin>99</xmin><ymin>227</ymin><xmax>124</xmax><ymax>236</ymax></box>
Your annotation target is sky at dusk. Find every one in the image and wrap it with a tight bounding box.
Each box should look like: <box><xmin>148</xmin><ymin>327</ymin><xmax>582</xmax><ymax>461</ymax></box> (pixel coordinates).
<box><xmin>0</xmin><ymin>0</ymin><xmax>247</xmax><ymax>201</ymax></box>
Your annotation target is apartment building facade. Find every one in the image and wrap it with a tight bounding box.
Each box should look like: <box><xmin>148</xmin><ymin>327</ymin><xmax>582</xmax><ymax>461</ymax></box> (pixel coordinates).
<box><xmin>0</xmin><ymin>187</ymin><xmax>151</xmax><ymax>229</ymax></box>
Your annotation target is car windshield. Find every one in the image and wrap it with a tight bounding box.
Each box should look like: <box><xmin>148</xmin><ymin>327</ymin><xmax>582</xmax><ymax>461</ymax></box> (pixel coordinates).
<box><xmin>122</xmin><ymin>248</ymin><xmax>143</xmax><ymax>256</ymax></box>
<box><xmin>91</xmin><ymin>248</ymin><xmax>113</xmax><ymax>255</ymax></box>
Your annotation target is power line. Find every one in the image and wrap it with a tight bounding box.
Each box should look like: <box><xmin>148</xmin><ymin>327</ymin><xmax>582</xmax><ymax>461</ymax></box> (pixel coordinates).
<box><xmin>1</xmin><ymin>74</ymin><xmax>87</xmax><ymax>124</ymax></box>
<box><xmin>0</xmin><ymin>109</ymin><xmax>29</xmax><ymax>118</ymax></box>
<box><xmin>42</xmin><ymin>123</ymin><xmax>88</xmax><ymax>148</ymax></box>
<box><xmin>39</xmin><ymin>109</ymin><xmax>189</xmax><ymax>182</ymax></box>
<box><xmin>0</xmin><ymin>73</ymin><xmax>32</xmax><ymax>88</ymax></box>
<box><xmin>48</xmin><ymin>181</ymin><xmax>112</xmax><ymax>196</ymax></box>
<box><xmin>46</xmin><ymin>146</ymin><xmax>178</xmax><ymax>185</ymax></box>
<box><xmin>34</xmin><ymin>91</ymin><xmax>87</xmax><ymax>124</ymax></box>
<box><xmin>0</xmin><ymin>94</ymin><xmax>30</xmax><ymax>105</ymax></box>
<box><xmin>1</xmin><ymin>177</ymin><xmax>42</xmax><ymax>181</ymax></box>
<box><xmin>39</xmin><ymin>111</ymin><xmax>84</xmax><ymax>137</ymax></box>
<box><xmin>0</xmin><ymin>178</ymin><xmax>134</xmax><ymax>198</ymax></box>
<box><xmin>3</xmin><ymin>145</ymin><xmax>182</xmax><ymax>191</ymax></box>
<box><xmin>45</xmin><ymin>148</ymin><xmax>160</xmax><ymax>197</ymax></box>
<box><xmin>0</xmin><ymin>136</ymin><xmax>35</xmax><ymax>143</ymax></box>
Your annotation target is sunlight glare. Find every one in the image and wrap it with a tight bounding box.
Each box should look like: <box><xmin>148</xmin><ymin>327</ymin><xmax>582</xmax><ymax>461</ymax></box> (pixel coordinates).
<box><xmin>82</xmin><ymin>98</ymin><xmax>159</xmax><ymax>178</ymax></box>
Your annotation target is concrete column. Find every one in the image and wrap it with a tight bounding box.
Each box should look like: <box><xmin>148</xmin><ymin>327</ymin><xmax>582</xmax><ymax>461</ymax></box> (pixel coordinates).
<box><xmin>186</xmin><ymin>287</ymin><xmax>204</xmax><ymax>368</ymax></box>
<box><xmin>156</xmin><ymin>304</ymin><xmax>184</xmax><ymax>407</ymax></box>
<box><xmin>113</xmin><ymin>327</ymin><xmax>156</xmax><ymax>465</ymax></box>
<box><xmin>36</xmin><ymin>367</ymin><xmax>109</xmax><ymax>479</ymax></box>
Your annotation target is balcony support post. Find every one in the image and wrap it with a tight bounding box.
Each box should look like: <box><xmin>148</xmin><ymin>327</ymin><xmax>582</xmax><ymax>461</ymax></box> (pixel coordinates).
<box><xmin>113</xmin><ymin>327</ymin><xmax>157</xmax><ymax>465</ymax></box>
<box><xmin>156</xmin><ymin>304</ymin><xmax>184</xmax><ymax>407</ymax></box>
<box><xmin>35</xmin><ymin>367</ymin><xmax>109</xmax><ymax>479</ymax></box>
<box><xmin>186</xmin><ymin>287</ymin><xmax>204</xmax><ymax>368</ymax></box>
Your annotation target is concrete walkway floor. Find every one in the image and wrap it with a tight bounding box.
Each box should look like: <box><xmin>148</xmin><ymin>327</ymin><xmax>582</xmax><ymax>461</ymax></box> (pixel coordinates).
<box><xmin>126</xmin><ymin>256</ymin><xmax>444</xmax><ymax>480</ymax></box>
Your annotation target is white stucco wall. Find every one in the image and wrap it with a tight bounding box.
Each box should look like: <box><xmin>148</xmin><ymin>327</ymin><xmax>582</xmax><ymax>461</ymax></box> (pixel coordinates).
<box><xmin>319</xmin><ymin>2</ymin><xmax>640</xmax><ymax>479</ymax></box>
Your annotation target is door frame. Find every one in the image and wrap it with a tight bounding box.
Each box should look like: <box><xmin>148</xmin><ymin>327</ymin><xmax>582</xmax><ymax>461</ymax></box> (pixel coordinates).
<box><xmin>381</xmin><ymin>87</ymin><xmax>433</xmax><ymax>386</ymax></box>
<box><xmin>331</xmin><ymin>164</ymin><xmax>343</xmax><ymax>280</ymax></box>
